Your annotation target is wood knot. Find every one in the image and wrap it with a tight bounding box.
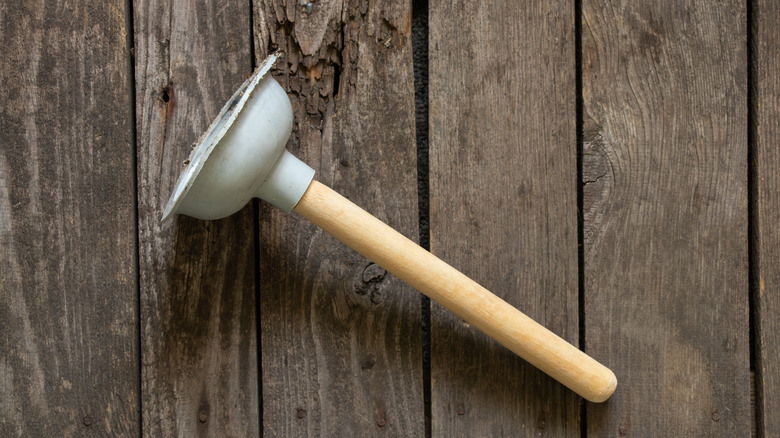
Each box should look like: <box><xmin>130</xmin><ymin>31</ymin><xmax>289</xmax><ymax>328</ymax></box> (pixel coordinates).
<box><xmin>159</xmin><ymin>83</ymin><xmax>176</xmax><ymax>118</ymax></box>
<box><xmin>361</xmin><ymin>263</ymin><xmax>386</xmax><ymax>284</ymax></box>
<box><xmin>353</xmin><ymin>263</ymin><xmax>387</xmax><ymax>305</ymax></box>
<box><xmin>360</xmin><ymin>353</ymin><xmax>376</xmax><ymax>370</ymax></box>
<box><xmin>160</xmin><ymin>84</ymin><xmax>174</xmax><ymax>104</ymax></box>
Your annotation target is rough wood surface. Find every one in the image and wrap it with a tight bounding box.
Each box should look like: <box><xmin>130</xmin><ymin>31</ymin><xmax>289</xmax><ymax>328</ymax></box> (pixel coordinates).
<box><xmin>134</xmin><ymin>1</ymin><xmax>258</xmax><ymax>436</ymax></box>
<box><xmin>754</xmin><ymin>0</ymin><xmax>780</xmax><ymax>435</ymax></box>
<box><xmin>582</xmin><ymin>0</ymin><xmax>749</xmax><ymax>435</ymax></box>
<box><xmin>0</xmin><ymin>1</ymin><xmax>138</xmax><ymax>436</ymax></box>
<box><xmin>429</xmin><ymin>1</ymin><xmax>580</xmax><ymax>435</ymax></box>
<box><xmin>254</xmin><ymin>1</ymin><xmax>423</xmax><ymax>435</ymax></box>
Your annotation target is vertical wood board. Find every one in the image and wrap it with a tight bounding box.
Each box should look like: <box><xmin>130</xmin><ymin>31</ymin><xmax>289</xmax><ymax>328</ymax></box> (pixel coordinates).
<box><xmin>429</xmin><ymin>1</ymin><xmax>580</xmax><ymax>435</ymax></box>
<box><xmin>582</xmin><ymin>0</ymin><xmax>749</xmax><ymax>435</ymax></box>
<box><xmin>754</xmin><ymin>0</ymin><xmax>780</xmax><ymax>435</ymax></box>
<box><xmin>134</xmin><ymin>1</ymin><xmax>258</xmax><ymax>436</ymax></box>
<box><xmin>254</xmin><ymin>0</ymin><xmax>424</xmax><ymax>436</ymax></box>
<box><xmin>0</xmin><ymin>1</ymin><xmax>138</xmax><ymax>436</ymax></box>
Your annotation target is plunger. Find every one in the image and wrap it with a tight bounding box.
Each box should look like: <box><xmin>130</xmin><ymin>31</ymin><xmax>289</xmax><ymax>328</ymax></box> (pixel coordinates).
<box><xmin>163</xmin><ymin>54</ymin><xmax>617</xmax><ymax>403</ymax></box>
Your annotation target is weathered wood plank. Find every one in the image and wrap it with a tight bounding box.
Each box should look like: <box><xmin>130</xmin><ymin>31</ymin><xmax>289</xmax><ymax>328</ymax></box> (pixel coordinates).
<box><xmin>134</xmin><ymin>1</ymin><xmax>258</xmax><ymax>436</ymax></box>
<box><xmin>754</xmin><ymin>0</ymin><xmax>780</xmax><ymax>435</ymax></box>
<box><xmin>429</xmin><ymin>1</ymin><xmax>580</xmax><ymax>435</ymax></box>
<box><xmin>254</xmin><ymin>1</ymin><xmax>423</xmax><ymax>435</ymax></box>
<box><xmin>0</xmin><ymin>1</ymin><xmax>138</xmax><ymax>436</ymax></box>
<box><xmin>582</xmin><ymin>0</ymin><xmax>749</xmax><ymax>435</ymax></box>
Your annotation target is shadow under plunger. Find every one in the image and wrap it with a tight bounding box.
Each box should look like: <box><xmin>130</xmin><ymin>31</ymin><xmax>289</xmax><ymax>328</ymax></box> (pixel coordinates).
<box><xmin>163</xmin><ymin>53</ymin><xmax>617</xmax><ymax>403</ymax></box>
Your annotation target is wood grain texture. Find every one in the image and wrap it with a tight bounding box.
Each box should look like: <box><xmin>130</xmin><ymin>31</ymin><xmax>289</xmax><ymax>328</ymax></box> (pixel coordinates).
<box><xmin>134</xmin><ymin>1</ymin><xmax>258</xmax><ymax>436</ymax></box>
<box><xmin>753</xmin><ymin>0</ymin><xmax>780</xmax><ymax>435</ymax></box>
<box><xmin>429</xmin><ymin>0</ymin><xmax>580</xmax><ymax>435</ymax></box>
<box><xmin>0</xmin><ymin>1</ymin><xmax>138</xmax><ymax>436</ymax></box>
<box><xmin>254</xmin><ymin>1</ymin><xmax>423</xmax><ymax>435</ymax></box>
<box><xmin>582</xmin><ymin>0</ymin><xmax>749</xmax><ymax>435</ymax></box>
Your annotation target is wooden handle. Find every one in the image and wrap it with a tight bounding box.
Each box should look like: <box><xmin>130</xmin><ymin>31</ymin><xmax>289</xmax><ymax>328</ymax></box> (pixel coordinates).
<box><xmin>294</xmin><ymin>180</ymin><xmax>617</xmax><ymax>402</ymax></box>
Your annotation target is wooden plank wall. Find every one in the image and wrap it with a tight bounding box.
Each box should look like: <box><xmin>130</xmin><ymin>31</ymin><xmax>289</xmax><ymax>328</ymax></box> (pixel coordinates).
<box><xmin>428</xmin><ymin>1</ymin><xmax>580</xmax><ymax>436</ymax></box>
<box><xmin>0</xmin><ymin>1</ymin><xmax>139</xmax><ymax>436</ymax></box>
<box><xmin>754</xmin><ymin>0</ymin><xmax>780</xmax><ymax>436</ymax></box>
<box><xmin>2</xmin><ymin>0</ymin><xmax>779</xmax><ymax>437</ymax></box>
